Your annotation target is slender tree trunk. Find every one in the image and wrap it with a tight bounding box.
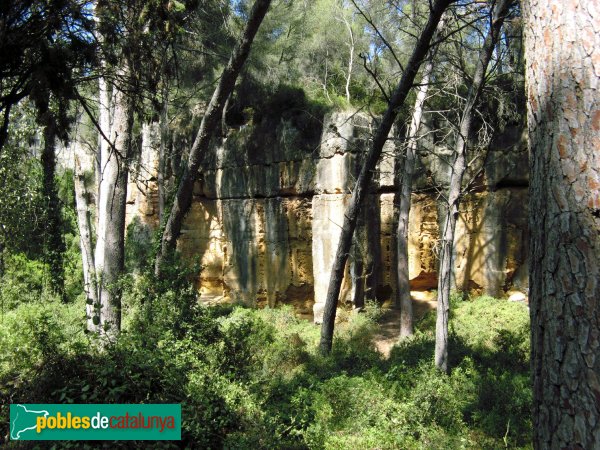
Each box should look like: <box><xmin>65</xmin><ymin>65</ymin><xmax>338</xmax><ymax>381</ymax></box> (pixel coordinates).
<box><xmin>0</xmin><ymin>104</ymin><xmax>13</xmax><ymax>157</ymax></box>
<box><xmin>73</xmin><ymin>134</ymin><xmax>99</xmax><ymax>331</ymax></box>
<box><xmin>221</xmin><ymin>94</ymin><xmax>230</xmax><ymax>140</ymax></box>
<box><xmin>434</xmin><ymin>0</ymin><xmax>511</xmax><ymax>372</ymax></box>
<box><xmin>524</xmin><ymin>0</ymin><xmax>600</xmax><ymax>447</ymax></box>
<box><xmin>0</xmin><ymin>240</ymin><xmax>4</xmax><ymax>279</ymax></box>
<box><xmin>158</xmin><ymin>94</ymin><xmax>169</xmax><ymax>223</ymax></box>
<box><xmin>396</xmin><ymin>53</ymin><xmax>436</xmax><ymax>338</ymax></box>
<box><xmin>94</xmin><ymin>70</ymin><xmax>133</xmax><ymax>336</ymax></box>
<box><xmin>0</xmin><ymin>238</ymin><xmax>4</xmax><ymax>312</ymax></box>
<box><xmin>41</xmin><ymin>120</ymin><xmax>66</xmax><ymax>301</ymax></box>
<box><xmin>155</xmin><ymin>0</ymin><xmax>272</xmax><ymax>275</ymax></box>
<box><xmin>350</xmin><ymin>253</ymin><xmax>365</xmax><ymax>309</ymax></box>
<box><xmin>495</xmin><ymin>37</ymin><xmax>504</xmax><ymax>75</ymax></box>
<box><xmin>323</xmin><ymin>50</ymin><xmax>331</xmax><ymax>102</ymax></box>
<box><xmin>319</xmin><ymin>0</ymin><xmax>452</xmax><ymax>355</ymax></box>
<box><xmin>0</xmin><ymin>93</ymin><xmax>26</xmax><ymax>156</ymax></box>
<box><xmin>397</xmin><ymin>16</ymin><xmax>445</xmax><ymax>337</ymax></box>
<box><xmin>344</xmin><ymin>19</ymin><xmax>354</xmax><ymax>104</ymax></box>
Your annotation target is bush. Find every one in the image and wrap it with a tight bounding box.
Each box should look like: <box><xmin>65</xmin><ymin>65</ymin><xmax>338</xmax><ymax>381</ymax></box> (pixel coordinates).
<box><xmin>0</xmin><ymin>299</ymin><xmax>85</xmax><ymax>382</ymax></box>
<box><xmin>300</xmin><ymin>374</ymin><xmax>406</xmax><ymax>449</ymax></box>
<box><xmin>0</xmin><ymin>280</ymin><xmax>533</xmax><ymax>449</ymax></box>
<box><xmin>0</xmin><ymin>253</ymin><xmax>56</xmax><ymax>310</ymax></box>
<box><xmin>472</xmin><ymin>370</ymin><xmax>532</xmax><ymax>447</ymax></box>
<box><xmin>450</xmin><ymin>295</ymin><xmax>530</xmax><ymax>371</ymax></box>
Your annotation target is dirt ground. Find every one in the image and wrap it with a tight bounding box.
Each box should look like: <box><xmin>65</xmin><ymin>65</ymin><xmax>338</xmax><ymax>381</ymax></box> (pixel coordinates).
<box><xmin>373</xmin><ymin>296</ymin><xmax>437</xmax><ymax>357</ymax></box>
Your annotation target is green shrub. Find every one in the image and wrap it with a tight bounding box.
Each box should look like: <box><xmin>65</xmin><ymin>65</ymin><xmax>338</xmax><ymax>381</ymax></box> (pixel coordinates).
<box><xmin>62</xmin><ymin>231</ymin><xmax>85</xmax><ymax>303</ymax></box>
<box><xmin>186</xmin><ymin>366</ymin><xmax>266</xmax><ymax>449</ymax></box>
<box><xmin>451</xmin><ymin>295</ymin><xmax>529</xmax><ymax>352</ymax></box>
<box><xmin>0</xmin><ymin>299</ymin><xmax>85</xmax><ymax>380</ymax></box>
<box><xmin>471</xmin><ymin>370</ymin><xmax>532</xmax><ymax>446</ymax></box>
<box><xmin>0</xmin><ymin>253</ymin><xmax>56</xmax><ymax>310</ymax></box>
<box><xmin>300</xmin><ymin>374</ymin><xmax>405</xmax><ymax>449</ymax></box>
<box><xmin>0</xmin><ymin>278</ymin><xmax>533</xmax><ymax>449</ymax></box>
<box><xmin>329</xmin><ymin>314</ymin><xmax>383</xmax><ymax>375</ymax></box>
<box><xmin>216</xmin><ymin>307</ymin><xmax>276</xmax><ymax>381</ymax></box>
<box><xmin>125</xmin><ymin>217</ymin><xmax>154</xmax><ymax>273</ymax></box>
<box><xmin>450</xmin><ymin>295</ymin><xmax>530</xmax><ymax>371</ymax></box>
<box><xmin>363</xmin><ymin>299</ymin><xmax>384</xmax><ymax>323</ymax></box>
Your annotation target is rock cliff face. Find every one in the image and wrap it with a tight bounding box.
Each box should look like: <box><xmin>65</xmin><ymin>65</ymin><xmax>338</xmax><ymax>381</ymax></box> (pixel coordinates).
<box><xmin>126</xmin><ymin>110</ymin><xmax>529</xmax><ymax>320</ymax></box>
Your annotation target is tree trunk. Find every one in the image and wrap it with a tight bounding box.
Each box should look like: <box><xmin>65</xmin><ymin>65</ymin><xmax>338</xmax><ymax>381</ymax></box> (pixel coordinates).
<box><xmin>41</xmin><ymin>120</ymin><xmax>66</xmax><ymax>301</ymax></box>
<box><xmin>154</xmin><ymin>0</ymin><xmax>272</xmax><ymax>275</ymax></box>
<box><xmin>396</xmin><ymin>56</ymin><xmax>434</xmax><ymax>338</ymax></box>
<box><xmin>434</xmin><ymin>0</ymin><xmax>511</xmax><ymax>372</ymax></box>
<box><xmin>221</xmin><ymin>94</ymin><xmax>230</xmax><ymax>140</ymax></box>
<box><xmin>0</xmin><ymin>105</ymin><xmax>11</xmax><ymax>156</ymax></box>
<box><xmin>95</xmin><ymin>72</ymin><xmax>111</xmax><ymax>232</ymax></box>
<box><xmin>319</xmin><ymin>0</ymin><xmax>452</xmax><ymax>355</ymax></box>
<box><xmin>524</xmin><ymin>0</ymin><xmax>600</xmax><ymax>447</ymax></box>
<box><xmin>94</xmin><ymin>71</ymin><xmax>133</xmax><ymax>336</ymax></box>
<box><xmin>0</xmin><ymin>240</ymin><xmax>4</xmax><ymax>279</ymax></box>
<box><xmin>158</xmin><ymin>94</ymin><xmax>169</xmax><ymax>224</ymax></box>
<box><xmin>73</xmin><ymin>133</ymin><xmax>99</xmax><ymax>331</ymax></box>
<box><xmin>344</xmin><ymin>18</ymin><xmax>354</xmax><ymax>104</ymax></box>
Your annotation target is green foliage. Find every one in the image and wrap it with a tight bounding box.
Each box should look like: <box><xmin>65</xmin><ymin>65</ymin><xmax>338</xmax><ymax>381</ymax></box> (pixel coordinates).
<box><xmin>229</xmin><ymin>81</ymin><xmax>329</xmax><ymax>149</ymax></box>
<box><xmin>449</xmin><ymin>294</ymin><xmax>531</xmax><ymax>370</ymax></box>
<box><xmin>54</xmin><ymin>168</ymin><xmax>84</xmax><ymax>302</ymax></box>
<box><xmin>0</xmin><ymin>0</ymin><xmax>95</xmax><ymax>152</ymax></box>
<box><xmin>0</xmin><ymin>298</ymin><xmax>85</xmax><ymax>391</ymax></box>
<box><xmin>0</xmin><ymin>108</ymin><xmax>83</xmax><ymax>308</ymax></box>
<box><xmin>0</xmin><ymin>281</ymin><xmax>532</xmax><ymax>449</ymax></box>
<box><xmin>120</xmin><ymin>254</ymin><xmax>208</xmax><ymax>341</ymax></box>
<box><xmin>0</xmin><ymin>103</ymin><xmax>46</xmax><ymax>257</ymax></box>
<box><xmin>300</xmin><ymin>374</ymin><xmax>405</xmax><ymax>449</ymax></box>
<box><xmin>391</xmin><ymin>294</ymin><xmax>533</xmax><ymax>447</ymax></box>
<box><xmin>363</xmin><ymin>299</ymin><xmax>385</xmax><ymax>323</ymax></box>
<box><xmin>0</xmin><ymin>253</ymin><xmax>51</xmax><ymax>310</ymax></box>
<box><xmin>125</xmin><ymin>217</ymin><xmax>154</xmax><ymax>273</ymax></box>
<box><xmin>63</xmin><ymin>230</ymin><xmax>85</xmax><ymax>303</ymax></box>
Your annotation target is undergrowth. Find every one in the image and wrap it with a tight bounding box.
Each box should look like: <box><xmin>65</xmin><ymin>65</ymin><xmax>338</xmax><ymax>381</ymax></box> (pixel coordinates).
<box><xmin>0</xmin><ymin>264</ymin><xmax>532</xmax><ymax>449</ymax></box>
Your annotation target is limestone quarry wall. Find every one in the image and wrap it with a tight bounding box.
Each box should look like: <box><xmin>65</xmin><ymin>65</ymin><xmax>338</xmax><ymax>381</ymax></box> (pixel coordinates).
<box><xmin>126</xmin><ymin>110</ymin><xmax>529</xmax><ymax>319</ymax></box>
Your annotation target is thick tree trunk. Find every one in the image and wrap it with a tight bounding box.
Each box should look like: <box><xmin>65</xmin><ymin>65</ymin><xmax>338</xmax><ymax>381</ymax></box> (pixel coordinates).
<box><xmin>94</xmin><ymin>73</ymin><xmax>133</xmax><ymax>336</ymax></box>
<box><xmin>95</xmin><ymin>74</ymin><xmax>111</xmax><ymax>232</ymax></box>
<box><xmin>396</xmin><ymin>56</ymin><xmax>434</xmax><ymax>337</ymax></box>
<box><xmin>41</xmin><ymin>121</ymin><xmax>66</xmax><ymax>301</ymax></box>
<box><xmin>434</xmin><ymin>0</ymin><xmax>511</xmax><ymax>372</ymax></box>
<box><xmin>73</xmin><ymin>134</ymin><xmax>99</xmax><ymax>331</ymax></box>
<box><xmin>155</xmin><ymin>0</ymin><xmax>272</xmax><ymax>275</ymax></box>
<box><xmin>524</xmin><ymin>1</ymin><xmax>600</xmax><ymax>447</ymax></box>
<box><xmin>319</xmin><ymin>0</ymin><xmax>452</xmax><ymax>355</ymax></box>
